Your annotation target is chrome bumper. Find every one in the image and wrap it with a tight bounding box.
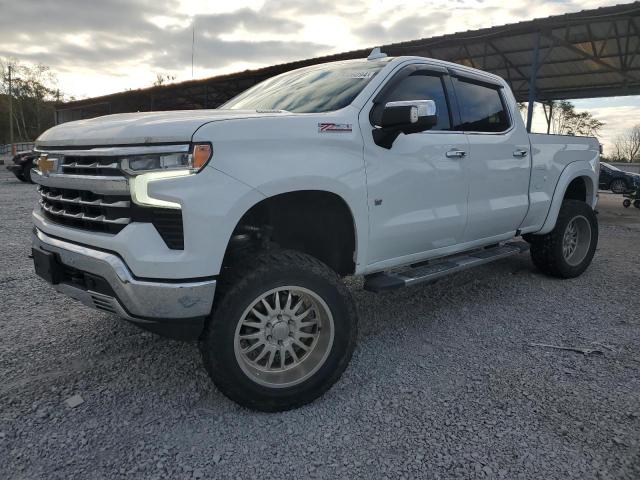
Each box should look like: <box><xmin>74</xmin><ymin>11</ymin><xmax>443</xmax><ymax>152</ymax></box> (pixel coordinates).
<box><xmin>32</xmin><ymin>229</ymin><xmax>216</xmax><ymax>324</ymax></box>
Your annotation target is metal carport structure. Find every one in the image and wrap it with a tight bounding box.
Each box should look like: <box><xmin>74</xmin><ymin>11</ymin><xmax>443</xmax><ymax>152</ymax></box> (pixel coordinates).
<box><xmin>56</xmin><ymin>2</ymin><xmax>640</xmax><ymax>132</ymax></box>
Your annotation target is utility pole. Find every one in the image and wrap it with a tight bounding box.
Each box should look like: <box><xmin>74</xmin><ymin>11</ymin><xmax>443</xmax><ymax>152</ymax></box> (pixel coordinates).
<box><xmin>8</xmin><ymin>64</ymin><xmax>15</xmax><ymax>155</ymax></box>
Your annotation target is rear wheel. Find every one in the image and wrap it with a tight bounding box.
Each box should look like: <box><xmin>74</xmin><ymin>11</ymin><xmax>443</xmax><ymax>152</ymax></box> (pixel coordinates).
<box><xmin>200</xmin><ymin>249</ymin><xmax>358</xmax><ymax>412</ymax></box>
<box><xmin>529</xmin><ymin>200</ymin><xmax>598</xmax><ymax>278</ymax></box>
<box><xmin>610</xmin><ymin>178</ymin><xmax>627</xmax><ymax>194</ymax></box>
<box><xmin>634</xmin><ymin>200</ymin><xmax>640</xmax><ymax>209</ymax></box>
<box><xmin>623</xmin><ymin>199</ymin><xmax>632</xmax><ymax>208</ymax></box>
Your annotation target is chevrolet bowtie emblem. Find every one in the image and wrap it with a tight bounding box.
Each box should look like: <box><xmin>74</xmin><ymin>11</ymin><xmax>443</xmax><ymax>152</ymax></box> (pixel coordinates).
<box><xmin>37</xmin><ymin>154</ymin><xmax>57</xmax><ymax>175</ymax></box>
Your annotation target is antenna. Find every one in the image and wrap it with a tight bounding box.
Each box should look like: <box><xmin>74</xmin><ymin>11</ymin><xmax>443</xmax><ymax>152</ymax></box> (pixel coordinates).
<box><xmin>191</xmin><ymin>18</ymin><xmax>195</xmax><ymax>79</ymax></box>
<box><xmin>367</xmin><ymin>47</ymin><xmax>387</xmax><ymax>61</ymax></box>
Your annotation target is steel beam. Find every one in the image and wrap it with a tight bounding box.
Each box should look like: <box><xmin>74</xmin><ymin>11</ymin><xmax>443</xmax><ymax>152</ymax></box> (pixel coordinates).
<box><xmin>526</xmin><ymin>32</ymin><xmax>541</xmax><ymax>133</ymax></box>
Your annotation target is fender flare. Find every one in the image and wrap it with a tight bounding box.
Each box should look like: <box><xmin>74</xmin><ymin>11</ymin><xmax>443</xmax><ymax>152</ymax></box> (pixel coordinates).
<box><xmin>537</xmin><ymin>161</ymin><xmax>598</xmax><ymax>235</ymax></box>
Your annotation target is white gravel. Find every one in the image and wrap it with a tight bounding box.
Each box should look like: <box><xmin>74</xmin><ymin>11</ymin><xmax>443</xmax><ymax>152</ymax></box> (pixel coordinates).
<box><xmin>1</xmin><ymin>170</ymin><xmax>639</xmax><ymax>479</ymax></box>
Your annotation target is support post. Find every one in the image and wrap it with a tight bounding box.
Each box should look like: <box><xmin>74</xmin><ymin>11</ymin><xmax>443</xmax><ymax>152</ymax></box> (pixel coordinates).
<box><xmin>526</xmin><ymin>32</ymin><xmax>541</xmax><ymax>133</ymax></box>
<box><xmin>8</xmin><ymin>65</ymin><xmax>15</xmax><ymax>155</ymax></box>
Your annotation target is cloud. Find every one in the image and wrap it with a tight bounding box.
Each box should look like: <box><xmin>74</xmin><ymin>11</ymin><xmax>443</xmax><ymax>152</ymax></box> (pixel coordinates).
<box><xmin>0</xmin><ymin>0</ymin><xmax>327</xmax><ymax>80</ymax></box>
<box><xmin>354</xmin><ymin>13</ymin><xmax>451</xmax><ymax>45</ymax></box>
<box><xmin>194</xmin><ymin>8</ymin><xmax>303</xmax><ymax>34</ymax></box>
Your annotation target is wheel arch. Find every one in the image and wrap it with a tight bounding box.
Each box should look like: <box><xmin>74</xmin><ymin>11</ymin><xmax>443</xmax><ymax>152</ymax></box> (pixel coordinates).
<box><xmin>223</xmin><ymin>189</ymin><xmax>360</xmax><ymax>276</ymax></box>
<box><xmin>537</xmin><ymin>162</ymin><xmax>597</xmax><ymax>235</ymax></box>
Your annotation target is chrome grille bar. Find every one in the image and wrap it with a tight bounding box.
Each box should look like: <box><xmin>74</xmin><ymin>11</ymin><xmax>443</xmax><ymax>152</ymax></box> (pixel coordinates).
<box><xmin>34</xmin><ymin>144</ymin><xmax>189</xmax><ymax>157</ymax></box>
<box><xmin>38</xmin><ymin>187</ymin><xmax>130</xmax><ymax>208</ymax></box>
<box><xmin>62</xmin><ymin>161</ymin><xmax>120</xmax><ymax>170</ymax></box>
<box><xmin>40</xmin><ymin>200</ymin><xmax>131</xmax><ymax>225</ymax></box>
<box><xmin>32</xmin><ymin>170</ymin><xmax>129</xmax><ymax>195</ymax></box>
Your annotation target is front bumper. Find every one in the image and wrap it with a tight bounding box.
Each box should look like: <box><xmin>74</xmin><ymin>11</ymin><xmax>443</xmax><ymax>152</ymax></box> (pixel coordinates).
<box><xmin>32</xmin><ymin>228</ymin><xmax>216</xmax><ymax>339</ymax></box>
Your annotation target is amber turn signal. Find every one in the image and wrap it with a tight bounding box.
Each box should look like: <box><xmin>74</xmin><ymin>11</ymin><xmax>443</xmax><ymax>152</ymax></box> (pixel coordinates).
<box><xmin>192</xmin><ymin>143</ymin><xmax>212</xmax><ymax>170</ymax></box>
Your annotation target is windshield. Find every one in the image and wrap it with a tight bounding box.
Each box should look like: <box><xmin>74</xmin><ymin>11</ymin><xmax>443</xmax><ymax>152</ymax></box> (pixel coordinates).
<box><xmin>221</xmin><ymin>60</ymin><xmax>389</xmax><ymax>113</ymax></box>
<box><xmin>602</xmin><ymin>162</ymin><xmax>620</xmax><ymax>171</ymax></box>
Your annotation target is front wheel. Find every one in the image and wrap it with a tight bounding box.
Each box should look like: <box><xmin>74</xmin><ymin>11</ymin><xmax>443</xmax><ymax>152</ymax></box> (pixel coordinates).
<box><xmin>634</xmin><ymin>200</ymin><xmax>640</xmax><ymax>209</ymax></box>
<box><xmin>529</xmin><ymin>200</ymin><xmax>598</xmax><ymax>278</ymax></box>
<box><xmin>200</xmin><ymin>249</ymin><xmax>358</xmax><ymax>412</ymax></box>
<box><xmin>623</xmin><ymin>199</ymin><xmax>631</xmax><ymax>208</ymax></box>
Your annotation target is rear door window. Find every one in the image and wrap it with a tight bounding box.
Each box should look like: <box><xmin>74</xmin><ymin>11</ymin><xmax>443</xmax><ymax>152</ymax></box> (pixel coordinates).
<box><xmin>454</xmin><ymin>79</ymin><xmax>510</xmax><ymax>132</ymax></box>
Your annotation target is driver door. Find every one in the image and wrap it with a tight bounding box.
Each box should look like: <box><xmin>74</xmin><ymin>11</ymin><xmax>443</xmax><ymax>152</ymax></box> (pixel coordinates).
<box><xmin>360</xmin><ymin>66</ymin><xmax>470</xmax><ymax>267</ymax></box>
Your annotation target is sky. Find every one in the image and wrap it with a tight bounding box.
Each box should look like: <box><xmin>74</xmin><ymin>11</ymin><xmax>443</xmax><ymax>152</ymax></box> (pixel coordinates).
<box><xmin>0</xmin><ymin>0</ymin><xmax>638</xmax><ymax>152</ymax></box>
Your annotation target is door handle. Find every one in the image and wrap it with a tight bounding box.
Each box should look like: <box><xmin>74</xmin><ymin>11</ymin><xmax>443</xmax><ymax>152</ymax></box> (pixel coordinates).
<box><xmin>513</xmin><ymin>149</ymin><xmax>528</xmax><ymax>157</ymax></box>
<box><xmin>446</xmin><ymin>150</ymin><xmax>467</xmax><ymax>159</ymax></box>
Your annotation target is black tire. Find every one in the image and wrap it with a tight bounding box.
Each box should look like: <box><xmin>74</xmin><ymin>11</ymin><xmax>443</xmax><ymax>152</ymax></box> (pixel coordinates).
<box><xmin>200</xmin><ymin>249</ymin><xmax>358</xmax><ymax>412</ymax></box>
<box><xmin>610</xmin><ymin>178</ymin><xmax>628</xmax><ymax>194</ymax></box>
<box><xmin>528</xmin><ymin>200</ymin><xmax>598</xmax><ymax>278</ymax></box>
<box><xmin>22</xmin><ymin>163</ymin><xmax>33</xmax><ymax>183</ymax></box>
<box><xmin>634</xmin><ymin>200</ymin><xmax>640</xmax><ymax>209</ymax></box>
<box><xmin>623</xmin><ymin>199</ymin><xmax>631</xmax><ymax>208</ymax></box>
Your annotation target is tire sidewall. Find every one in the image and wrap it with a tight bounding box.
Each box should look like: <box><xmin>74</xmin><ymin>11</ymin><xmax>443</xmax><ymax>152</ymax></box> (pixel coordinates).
<box><xmin>23</xmin><ymin>163</ymin><xmax>33</xmax><ymax>183</ymax></box>
<box><xmin>202</xmin><ymin>257</ymin><xmax>356</xmax><ymax>410</ymax></box>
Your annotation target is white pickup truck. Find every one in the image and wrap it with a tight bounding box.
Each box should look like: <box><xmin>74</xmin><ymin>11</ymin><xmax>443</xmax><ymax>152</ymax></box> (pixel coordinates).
<box><xmin>31</xmin><ymin>50</ymin><xmax>599</xmax><ymax>411</ymax></box>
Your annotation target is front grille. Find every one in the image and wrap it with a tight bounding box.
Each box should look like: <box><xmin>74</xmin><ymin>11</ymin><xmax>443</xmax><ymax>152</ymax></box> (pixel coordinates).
<box><xmin>61</xmin><ymin>156</ymin><xmax>122</xmax><ymax>176</ymax></box>
<box><xmin>38</xmin><ymin>185</ymin><xmax>131</xmax><ymax>234</ymax></box>
<box><xmin>35</xmin><ymin>146</ymin><xmax>187</xmax><ymax>249</ymax></box>
<box><xmin>38</xmin><ymin>185</ymin><xmax>185</xmax><ymax>249</ymax></box>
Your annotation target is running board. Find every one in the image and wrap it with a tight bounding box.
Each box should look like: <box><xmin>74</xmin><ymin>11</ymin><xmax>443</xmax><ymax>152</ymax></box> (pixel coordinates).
<box><xmin>363</xmin><ymin>241</ymin><xmax>529</xmax><ymax>293</ymax></box>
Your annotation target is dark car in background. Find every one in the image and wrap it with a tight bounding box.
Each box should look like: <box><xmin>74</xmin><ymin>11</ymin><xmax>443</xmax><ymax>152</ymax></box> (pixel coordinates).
<box><xmin>599</xmin><ymin>162</ymin><xmax>640</xmax><ymax>193</ymax></box>
<box><xmin>6</xmin><ymin>150</ymin><xmax>37</xmax><ymax>183</ymax></box>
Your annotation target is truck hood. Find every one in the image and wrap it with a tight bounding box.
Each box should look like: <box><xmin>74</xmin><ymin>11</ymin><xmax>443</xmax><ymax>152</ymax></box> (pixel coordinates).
<box><xmin>36</xmin><ymin>109</ymin><xmax>290</xmax><ymax>147</ymax></box>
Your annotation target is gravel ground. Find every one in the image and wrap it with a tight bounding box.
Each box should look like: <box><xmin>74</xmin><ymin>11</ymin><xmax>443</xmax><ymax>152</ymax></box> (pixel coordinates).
<box><xmin>1</xmin><ymin>170</ymin><xmax>639</xmax><ymax>479</ymax></box>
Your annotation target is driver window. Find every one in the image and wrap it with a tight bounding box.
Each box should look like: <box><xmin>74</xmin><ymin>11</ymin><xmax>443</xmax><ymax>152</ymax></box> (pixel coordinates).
<box><xmin>371</xmin><ymin>73</ymin><xmax>451</xmax><ymax>130</ymax></box>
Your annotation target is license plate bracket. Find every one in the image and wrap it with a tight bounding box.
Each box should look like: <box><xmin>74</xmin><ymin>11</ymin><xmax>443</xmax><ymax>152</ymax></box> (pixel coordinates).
<box><xmin>32</xmin><ymin>247</ymin><xmax>62</xmax><ymax>285</ymax></box>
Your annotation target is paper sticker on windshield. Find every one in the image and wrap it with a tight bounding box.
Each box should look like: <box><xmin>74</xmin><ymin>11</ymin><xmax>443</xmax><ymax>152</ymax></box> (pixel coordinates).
<box><xmin>319</xmin><ymin>123</ymin><xmax>352</xmax><ymax>133</ymax></box>
<box><xmin>338</xmin><ymin>71</ymin><xmax>376</xmax><ymax>79</ymax></box>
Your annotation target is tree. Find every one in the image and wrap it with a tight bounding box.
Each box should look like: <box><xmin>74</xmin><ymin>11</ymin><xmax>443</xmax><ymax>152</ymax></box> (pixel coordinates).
<box><xmin>542</xmin><ymin>100</ymin><xmax>604</xmax><ymax>138</ymax></box>
<box><xmin>153</xmin><ymin>73</ymin><xmax>176</xmax><ymax>87</ymax></box>
<box><xmin>611</xmin><ymin>125</ymin><xmax>640</xmax><ymax>163</ymax></box>
<box><xmin>0</xmin><ymin>58</ymin><xmax>62</xmax><ymax>144</ymax></box>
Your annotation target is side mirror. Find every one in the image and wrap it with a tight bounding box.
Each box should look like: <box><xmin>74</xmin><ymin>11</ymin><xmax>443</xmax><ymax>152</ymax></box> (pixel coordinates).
<box><xmin>373</xmin><ymin>100</ymin><xmax>437</xmax><ymax>149</ymax></box>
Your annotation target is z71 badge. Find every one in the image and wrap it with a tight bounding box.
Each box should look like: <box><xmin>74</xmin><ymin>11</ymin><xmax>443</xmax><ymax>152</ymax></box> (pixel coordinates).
<box><xmin>318</xmin><ymin>123</ymin><xmax>352</xmax><ymax>133</ymax></box>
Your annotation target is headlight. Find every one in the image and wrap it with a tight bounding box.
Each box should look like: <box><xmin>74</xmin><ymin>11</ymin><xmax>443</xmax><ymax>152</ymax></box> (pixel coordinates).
<box><xmin>126</xmin><ymin>152</ymin><xmax>190</xmax><ymax>172</ymax></box>
<box><xmin>126</xmin><ymin>143</ymin><xmax>213</xmax><ymax>209</ymax></box>
<box><xmin>121</xmin><ymin>143</ymin><xmax>212</xmax><ymax>175</ymax></box>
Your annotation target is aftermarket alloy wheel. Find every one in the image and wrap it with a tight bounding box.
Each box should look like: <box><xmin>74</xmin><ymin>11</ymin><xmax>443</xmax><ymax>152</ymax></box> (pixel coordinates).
<box><xmin>561</xmin><ymin>215</ymin><xmax>591</xmax><ymax>267</ymax></box>
<box><xmin>233</xmin><ymin>286</ymin><xmax>334</xmax><ymax>388</ymax></box>
<box><xmin>610</xmin><ymin>178</ymin><xmax>627</xmax><ymax>194</ymax></box>
<box><xmin>529</xmin><ymin>200</ymin><xmax>598</xmax><ymax>278</ymax></box>
<box><xmin>200</xmin><ymin>249</ymin><xmax>357</xmax><ymax>412</ymax></box>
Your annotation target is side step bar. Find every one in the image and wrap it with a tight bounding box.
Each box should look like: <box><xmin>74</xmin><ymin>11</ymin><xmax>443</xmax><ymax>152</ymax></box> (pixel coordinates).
<box><xmin>363</xmin><ymin>241</ymin><xmax>529</xmax><ymax>293</ymax></box>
